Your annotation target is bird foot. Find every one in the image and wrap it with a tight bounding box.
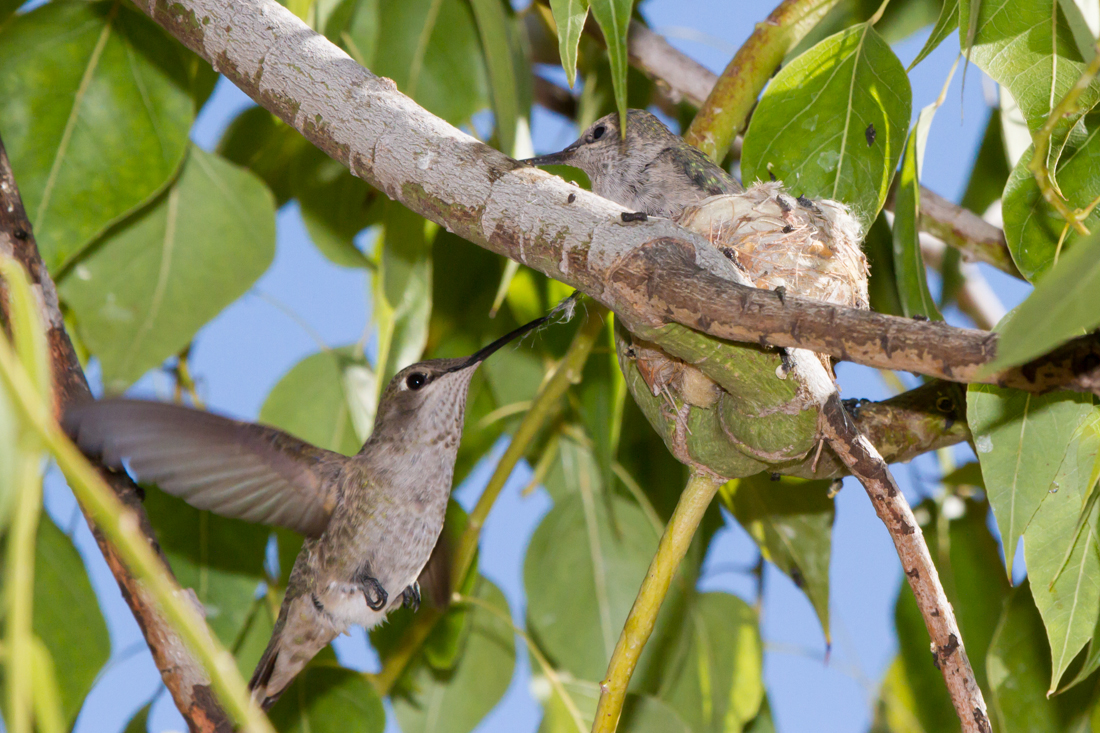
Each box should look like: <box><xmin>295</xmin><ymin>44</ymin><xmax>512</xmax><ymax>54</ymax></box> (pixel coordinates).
<box><xmin>358</xmin><ymin>575</ymin><xmax>388</xmax><ymax>611</ymax></box>
<box><xmin>402</xmin><ymin>582</ymin><xmax>421</xmax><ymax>613</ymax></box>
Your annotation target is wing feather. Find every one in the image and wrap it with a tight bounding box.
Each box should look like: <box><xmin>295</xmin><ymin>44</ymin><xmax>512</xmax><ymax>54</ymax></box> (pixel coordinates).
<box><xmin>64</xmin><ymin>399</ymin><xmax>345</xmax><ymax>537</ymax></box>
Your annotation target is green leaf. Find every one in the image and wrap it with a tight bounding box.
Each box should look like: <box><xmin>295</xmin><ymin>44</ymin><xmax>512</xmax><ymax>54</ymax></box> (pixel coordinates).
<box><xmin>297</xmin><ymin>152</ymin><xmax>379</xmax><ymax>269</ymax></box>
<box><xmin>985</xmin><ymin>231</ymin><xmax>1100</xmax><ymax>371</ymax></box>
<box><xmin>960</xmin><ymin>0</ymin><xmax>1100</xmax><ymax>168</ymax></box>
<box><xmin>657</xmin><ymin>592</ymin><xmax>765</xmax><ymax>733</ymax></box>
<box><xmin>1023</xmin><ymin>411</ymin><xmax>1100</xmax><ymax>690</ymax></box>
<box><xmin>259</xmin><ymin>346</ymin><xmax>375</xmax><ymax>456</ymax></box>
<box><xmin>0</xmin><ymin>370</ymin><xmax>14</xmax><ymax>533</ymax></box>
<box><xmin>60</xmin><ymin>147</ymin><xmax>276</xmax><ymax>393</ymax></box>
<box><xmin>525</xmin><ymin>491</ymin><xmax>667</xmax><ymax>681</ymax></box>
<box><xmin>892</xmin><ymin>106</ymin><xmax>944</xmax><ymax>320</ymax></box>
<box><xmin>374</xmin><ymin>202</ymin><xmax>433</xmax><ymax>387</ymax></box>
<box><xmin>864</xmin><ymin>213</ymin><xmax>905</xmax><ymax>317</ymax></box>
<box><xmin>143</xmin><ymin>491</ymin><xmax>271</xmax><ymax>675</ymax></box>
<box><xmin>123</xmin><ymin>703</ymin><xmax>152</xmax><ymax>733</ymax></box>
<box><xmin>393</xmin><ymin>578</ymin><xmax>515</xmax><ymax>733</ymax></box>
<box><xmin>0</xmin><ymin>0</ymin><xmax>193</xmax><ymax>271</ymax></box>
<box><xmin>726</xmin><ymin>474</ymin><xmax>835</xmax><ymax>640</ymax></box>
<box><xmin>269</xmin><ymin>665</ymin><xmax>386</xmax><ymax>733</ymax></box>
<box><xmin>217</xmin><ymin>107</ymin><xmax>308</xmax><ymax>207</ymax></box>
<box><xmin>587</xmin><ymin>0</ymin><xmax>633</xmax><ymax>134</ymax></box>
<box><xmin>550</xmin><ymin>0</ymin><xmax>589</xmax><ymax>88</ymax></box>
<box><xmin>986</xmin><ymin>581</ymin><xmax>1100</xmax><ymax>733</ymax></box>
<box><xmin>357</xmin><ymin>0</ymin><xmax>491</xmax><ymax>126</ymax></box>
<box><xmin>967</xmin><ymin>384</ymin><xmax>1097</xmax><ymax>576</ymax></box>
<box><xmin>960</xmin><ymin>111</ymin><xmax>1011</xmax><ymax>217</ymax></box>
<box><xmin>469</xmin><ymin>0</ymin><xmax>521</xmax><ymax>155</ymax></box>
<box><xmin>742</xmin><ymin>24</ymin><xmax>912</xmax><ymax>230</ymax></box>
<box><xmin>22</xmin><ymin>518</ymin><xmax>110</xmax><ymax>725</ymax></box>
<box><xmin>1001</xmin><ymin>118</ymin><xmax>1100</xmax><ymax>282</ymax></box>
<box><xmin>908</xmin><ymin>0</ymin><xmax>959</xmax><ymax>70</ymax></box>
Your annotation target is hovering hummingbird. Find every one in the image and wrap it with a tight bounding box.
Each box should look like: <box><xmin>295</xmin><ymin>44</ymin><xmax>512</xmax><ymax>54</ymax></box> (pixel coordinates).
<box><xmin>64</xmin><ymin>316</ymin><xmax>549</xmax><ymax>709</ymax></box>
<box><xmin>523</xmin><ymin>109</ymin><xmax>743</xmax><ymax>219</ymax></box>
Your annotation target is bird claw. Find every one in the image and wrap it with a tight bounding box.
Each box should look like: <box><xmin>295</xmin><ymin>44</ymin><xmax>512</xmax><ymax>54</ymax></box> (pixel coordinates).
<box><xmin>402</xmin><ymin>582</ymin><xmax>421</xmax><ymax>613</ymax></box>
<box><xmin>360</xmin><ymin>576</ymin><xmax>388</xmax><ymax>611</ymax></box>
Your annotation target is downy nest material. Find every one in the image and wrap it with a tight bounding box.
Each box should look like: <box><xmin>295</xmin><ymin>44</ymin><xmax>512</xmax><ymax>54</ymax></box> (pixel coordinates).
<box><xmin>616</xmin><ymin>181</ymin><xmax>869</xmax><ymax>479</ymax></box>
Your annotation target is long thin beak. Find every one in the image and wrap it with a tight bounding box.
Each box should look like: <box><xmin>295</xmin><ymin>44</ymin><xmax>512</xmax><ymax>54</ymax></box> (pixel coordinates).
<box><xmin>453</xmin><ymin>315</ymin><xmax>549</xmax><ymax>371</ymax></box>
<box><xmin>522</xmin><ymin>148</ymin><xmax>575</xmax><ymax>167</ymax></box>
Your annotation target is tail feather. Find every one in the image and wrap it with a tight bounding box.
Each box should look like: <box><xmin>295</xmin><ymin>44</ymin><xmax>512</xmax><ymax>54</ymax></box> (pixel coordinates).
<box><xmin>249</xmin><ymin>636</ymin><xmax>285</xmax><ymax>710</ymax></box>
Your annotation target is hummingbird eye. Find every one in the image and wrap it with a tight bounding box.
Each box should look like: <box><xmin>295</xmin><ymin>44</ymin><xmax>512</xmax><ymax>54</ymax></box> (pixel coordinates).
<box><xmin>405</xmin><ymin>372</ymin><xmax>427</xmax><ymax>390</ymax></box>
<box><xmin>590</xmin><ymin>125</ymin><xmax>606</xmax><ymax>141</ymax></box>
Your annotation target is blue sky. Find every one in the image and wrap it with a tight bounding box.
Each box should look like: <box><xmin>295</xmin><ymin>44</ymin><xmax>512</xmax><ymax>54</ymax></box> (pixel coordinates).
<box><xmin>38</xmin><ymin>2</ymin><xmax>1036</xmax><ymax>732</ymax></box>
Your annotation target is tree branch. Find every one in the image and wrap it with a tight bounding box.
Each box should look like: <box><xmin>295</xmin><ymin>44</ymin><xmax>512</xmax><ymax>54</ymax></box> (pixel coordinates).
<box><xmin>127</xmin><ymin>0</ymin><xmax>1098</xmax><ymax>398</ymax></box>
<box><xmin>0</xmin><ymin>136</ymin><xmax>234</xmax><ymax>731</ymax></box>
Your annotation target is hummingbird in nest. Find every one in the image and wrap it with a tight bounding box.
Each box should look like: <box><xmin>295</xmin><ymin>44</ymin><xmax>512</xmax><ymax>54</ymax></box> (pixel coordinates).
<box><xmin>64</xmin><ymin>316</ymin><xmax>550</xmax><ymax>709</ymax></box>
<box><xmin>523</xmin><ymin>109</ymin><xmax>743</xmax><ymax>220</ymax></box>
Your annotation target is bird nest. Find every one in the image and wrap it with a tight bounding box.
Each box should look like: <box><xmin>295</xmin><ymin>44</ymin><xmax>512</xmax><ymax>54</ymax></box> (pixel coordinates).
<box><xmin>616</xmin><ymin>182</ymin><xmax>869</xmax><ymax>479</ymax></box>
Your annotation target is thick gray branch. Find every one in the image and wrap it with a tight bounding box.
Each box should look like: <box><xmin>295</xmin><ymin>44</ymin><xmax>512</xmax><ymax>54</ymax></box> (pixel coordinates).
<box><xmin>130</xmin><ymin>0</ymin><xmax>1098</xmax><ymax>397</ymax></box>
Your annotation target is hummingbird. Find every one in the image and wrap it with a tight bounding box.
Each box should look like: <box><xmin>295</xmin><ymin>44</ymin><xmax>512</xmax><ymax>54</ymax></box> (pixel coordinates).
<box><xmin>523</xmin><ymin>109</ymin><xmax>743</xmax><ymax>219</ymax></box>
<box><xmin>63</xmin><ymin>316</ymin><xmax>549</xmax><ymax>709</ymax></box>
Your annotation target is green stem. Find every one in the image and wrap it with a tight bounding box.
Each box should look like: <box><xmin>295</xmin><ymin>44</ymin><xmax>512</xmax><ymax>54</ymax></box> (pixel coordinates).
<box><xmin>5</xmin><ymin>448</ymin><xmax>43</xmax><ymax>733</ymax></box>
<box><xmin>0</xmin><ymin>334</ymin><xmax>276</xmax><ymax>733</ymax></box>
<box><xmin>590</xmin><ymin>471</ymin><xmax>722</xmax><ymax>733</ymax></box>
<box><xmin>372</xmin><ymin>304</ymin><xmax>609</xmax><ymax>696</ymax></box>
<box><xmin>684</xmin><ymin>0</ymin><xmax>841</xmax><ymax>162</ymax></box>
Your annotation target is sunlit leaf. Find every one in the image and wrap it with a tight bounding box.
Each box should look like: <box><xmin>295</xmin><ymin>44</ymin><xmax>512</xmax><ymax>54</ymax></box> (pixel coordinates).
<box><xmin>961</xmin><ymin>0</ymin><xmax>1100</xmax><ymax>172</ymax></box>
<box><xmin>1023</xmin><ymin>412</ymin><xmax>1100</xmax><ymax>690</ymax></box>
<box><xmin>537</xmin><ymin>678</ymin><xmax>693</xmax><ymax>733</ymax></box>
<box><xmin>0</xmin><ymin>0</ymin><xmax>193</xmax><ymax>270</ymax></box>
<box><xmin>1001</xmin><ymin>118</ymin><xmax>1100</xmax><ymax>283</ymax></box>
<box><xmin>726</xmin><ymin>474</ymin><xmax>834</xmax><ymax>639</ymax></box>
<box><xmin>742</xmin><ymin>23</ymin><xmax>911</xmax><ymax>230</ymax></box>
<box><xmin>908</xmin><ymin>0</ymin><xmax>959</xmax><ymax>70</ymax></box>
<box><xmin>968</xmin><ymin>384</ymin><xmax>1096</xmax><ymax>576</ymax></box>
<box><xmin>985</xmin><ymin>231</ymin><xmax>1100</xmax><ymax>371</ymax></box>
<box><xmin>60</xmin><ymin>147</ymin><xmax>276</xmax><ymax>393</ymax></box>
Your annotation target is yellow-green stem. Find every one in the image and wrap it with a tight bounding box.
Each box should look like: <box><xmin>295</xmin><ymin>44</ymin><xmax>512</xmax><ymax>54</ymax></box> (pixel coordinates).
<box><xmin>5</xmin><ymin>450</ymin><xmax>43</xmax><ymax>733</ymax></box>
<box><xmin>0</xmin><ymin>335</ymin><xmax>275</xmax><ymax>733</ymax></box>
<box><xmin>373</xmin><ymin>304</ymin><xmax>608</xmax><ymax>696</ymax></box>
<box><xmin>684</xmin><ymin>0</ymin><xmax>840</xmax><ymax>162</ymax></box>
<box><xmin>590</xmin><ymin>471</ymin><xmax>722</xmax><ymax>733</ymax></box>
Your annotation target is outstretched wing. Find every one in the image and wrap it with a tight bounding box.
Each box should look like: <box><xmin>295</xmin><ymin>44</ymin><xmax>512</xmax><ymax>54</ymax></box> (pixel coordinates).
<box><xmin>65</xmin><ymin>399</ymin><xmax>345</xmax><ymax>537</ymax></box>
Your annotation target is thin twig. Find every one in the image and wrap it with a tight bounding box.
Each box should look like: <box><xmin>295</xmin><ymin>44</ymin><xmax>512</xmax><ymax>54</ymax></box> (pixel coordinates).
<box><xmin>0</xmin><ymin>281</ymin><xmax>274</xmax><ymax>733</ymax></box>
<box><xmin>590</xmin><ymin>471</ymin><xmax>721</xmax><ymax>733</ymax></box>
<box><xmin>372</xmin><ymin>305</ymin><xmax>608</xmax><ymax>695</ymax></box>
<box><xmin>684</xmin><ymin>0</ymin><xmax>841</xmax><ymax>162</ymax></box>
<box><xmin>818</xmin><ymin>393</ymin><xmax>989</xmax><ymax>732</ymax></box>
